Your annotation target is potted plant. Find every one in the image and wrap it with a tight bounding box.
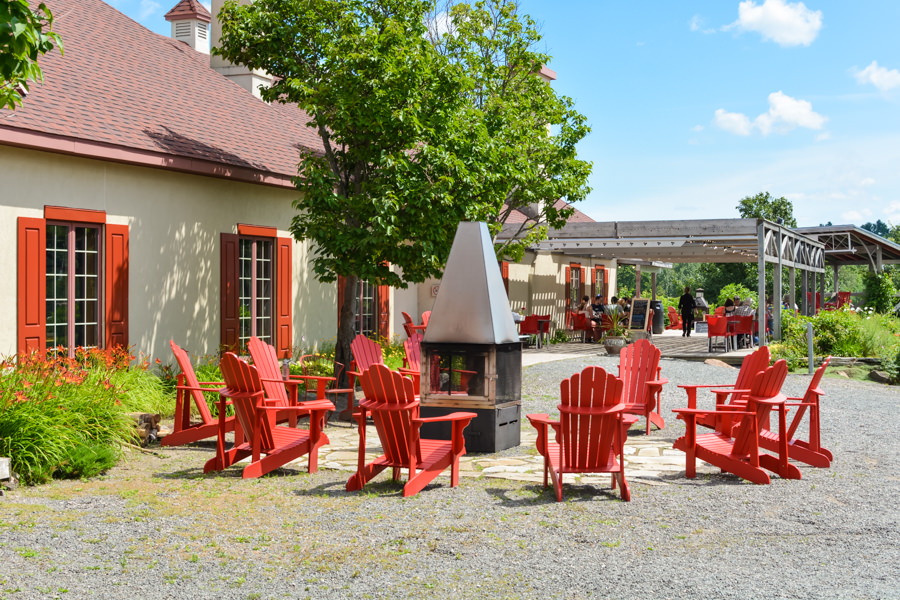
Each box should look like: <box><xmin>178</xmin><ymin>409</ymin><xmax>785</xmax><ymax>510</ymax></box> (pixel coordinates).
<box><xmin>602</xmin><ymin>308</ymin><xmax>630</xmax><ymax>355</ymax></box>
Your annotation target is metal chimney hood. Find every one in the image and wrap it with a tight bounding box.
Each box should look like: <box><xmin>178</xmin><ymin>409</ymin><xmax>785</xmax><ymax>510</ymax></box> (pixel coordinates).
<box><xmin>424</xmin><ymin>222</ymin><xmax>519</xmax><ymax>345</ymax></box>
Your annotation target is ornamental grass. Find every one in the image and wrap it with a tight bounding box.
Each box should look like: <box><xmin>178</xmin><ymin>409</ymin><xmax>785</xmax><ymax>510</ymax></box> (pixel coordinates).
<box><xmin>0</xmin><ymin>347</ymin><xmax>169</xmax><ymax>485</ymax></box>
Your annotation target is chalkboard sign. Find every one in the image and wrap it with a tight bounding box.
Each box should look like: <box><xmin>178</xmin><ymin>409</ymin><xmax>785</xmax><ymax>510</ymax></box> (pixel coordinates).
<box><xmin>628</xmin><ymin>298</ymin><xmax>651</xmax><ymax>331</ymax></box>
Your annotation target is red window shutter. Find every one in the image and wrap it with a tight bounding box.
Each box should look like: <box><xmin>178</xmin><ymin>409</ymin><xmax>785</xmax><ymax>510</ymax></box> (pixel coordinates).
<box><xmin>603</xmin><ymin>267</ymin><xmax>609</xmax><ymax>301</ymax></box>
<box><xmin>17</xmin><ymin>217</ymin><xmax>46</xmax><ymax>355</ymax></box>
<box><xmin>580</xmin><ymin>266</ymin><xmax>586</xmax><ymax>300</ymax></box>
<box><xmin>377</xmin><ymin>284</ymin><xmax>390</xmax><ymax>339</ymax></box>
<box><xmin>501</xmin><ymin>261</ymin><xmax>509</xmax><ymax>295</ymax></box>
<box><xmin>275</xmin><ymin>237</ymin><xmax>293</xmax><ymax>359</ymax></box>
<box><xmin>105</xmin><ymin>224</ymin><xmax>129</xmax><ymax>349</ymax></box>
<box><xmin>564</xmin><ymin>265</ymin><xmax>571</xmax><ymax>306</ymax></box>
<box><xmin>220</xmin><ymin>233</ymin><xmax>240</xmax><ymax>353</ymax></box>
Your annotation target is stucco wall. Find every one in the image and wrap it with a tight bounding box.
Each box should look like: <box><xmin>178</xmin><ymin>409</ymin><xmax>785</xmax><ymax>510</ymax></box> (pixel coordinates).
<box><xmin>1</xmin><ymin>146</ymin><xmax>336</xmax><ymax>360</ymax></box>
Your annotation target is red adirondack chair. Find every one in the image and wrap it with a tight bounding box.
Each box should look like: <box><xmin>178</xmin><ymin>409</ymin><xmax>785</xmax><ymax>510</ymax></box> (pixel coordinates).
<box><xmin>344</xmin><ymin>334</ymin><xmax>386</xmax><ymax>419</ymax></box>
<box><xmin>618</xmin><ymin>339</ymin><xmax>667</xmax><ymax>434</ymax></box>
<box><xmin>527</xmin><ymin>366</ymin><xmax>638</xmax><ymax>502</ymax></box>
<box><xmin>824</xmin><ymin>291</ymin><xmax>851</xmax><ymax>310</ymax></box>
<box><xmin>758</xmin><ymin>356</ymin><xmax>833</xmax><ymax>468</ymax></box>
<box><xmin>665</xmin><ymin>306</ymin><xmax>682</xmax><ymax>331</ymax></box>
<box><xmin>204</xmin><ymin>352</ymin><xmax>333</xmax><ymax>479</ymax></box>
<box><xmin>421</xmin><ymin>311</ymin><xmax>431</xmax><ymax>327</ymax></box>
<box><xmin>164</xmin><ymin>341</ymin><xmax>235</xmax><ymax>446</ymax></box>
<box><xmin>673</xmin><ymin>360</ymin><xmax>793</xmax><ymax>484</ymax></box>
<box><xmin>677</xmin><ymin>345</ymin><xmax>771</xmax><ymax>430</ymax></box>
<box><xmin>399</xmin><ymin>332</ymin><xmax>423</xmax><ymax>392</ymax></box>
<box><xmin>401</xmin><ymin>311</ymin><xmax>426</xmax><ymax>338</ymax></box>
<box><xmin>346</xmin><ymin>365</ymin><xmax>475</xmax><ymax>497</ymax></box>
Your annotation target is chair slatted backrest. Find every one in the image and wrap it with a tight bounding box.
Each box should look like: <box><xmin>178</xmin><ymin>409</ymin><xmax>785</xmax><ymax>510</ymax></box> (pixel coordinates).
<box><xmin>401</xmin><ymin>311</ymin><xmax>416</xmax><ymax>337</ymax></box>
<box><xmin>559</xmin><ymin>366</ymin><xmax>625</xmax><ymax>471</ymax></box>
<box><xmin>351</xmin><ymin>335</ymin><xmax>384</xmax><ymax>372</ymax></box>
<box><xmin>170</xmin><ymin>341</ymin><xmax>214</xmax><ymax>424</ymax></box>
<box><xmin>421</xmin><ymin>311</ymin><xmax>431</xmax><ymax>327</ymax></box>
<box><xmin>403</xmin><ymin>333</ymin><xmax>422</xmax><ymax>372</ymax></box>
<box><xmin>359</xmin><ymin>365</ymin><xmax>419</xmax><ymax>466</ymax></box>
<box><xmin>733</xmin><ymin>345</ymin><xmax>771</xmax><ymax>393</ymax></box>
<box><xmin>220</xmin><ymin>352</ymin><xmax>275</xmax><ymax>450</ymax></box>
<box><xmin>667</xmin><ymin>306</ymin><xmax>681</xmax><ymax>325</ymax></box>
<box><xmin>247</xmin><ymin>336</ymin><xmax>289</xmax><ymax>406</ymax></box>
<box><xmin>619</xmin><ymin>339</ymin><xmax>661</xmax><ymax>407</ymax></box>
<box><xmin>786</xmin><ymin>356</ymin><xmax>831</xmax><ymax>439</ymax></box>
<box><xmin>732</xmin><ymin>360</ymin><xmax>788</xmax><ymax>457</ymax></box>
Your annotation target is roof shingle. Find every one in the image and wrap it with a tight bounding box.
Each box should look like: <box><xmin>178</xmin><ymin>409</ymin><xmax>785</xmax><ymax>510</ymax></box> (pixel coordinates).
<box><xmin>1</xmin><ymin>0</ymin><xmax>322</xmax><ymax>184</ymax></box>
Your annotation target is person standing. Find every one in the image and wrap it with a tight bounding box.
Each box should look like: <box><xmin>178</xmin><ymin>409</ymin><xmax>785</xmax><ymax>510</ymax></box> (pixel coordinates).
<box><xmin>678</xmin><ymin>286</ymin><xmax>695</xmax><ymax>337</ymax></box>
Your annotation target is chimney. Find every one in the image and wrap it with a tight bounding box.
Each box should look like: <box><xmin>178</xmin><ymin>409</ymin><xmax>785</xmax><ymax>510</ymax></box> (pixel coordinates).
<box><xmin>164</xmin><ymin>0</ymin><xmax>211</xmax><ymax>54</ymax></box>
<box><xmin>210</xmin><ymin>0</ymin><xmax>273</xmax><ymax>99</ymax></box>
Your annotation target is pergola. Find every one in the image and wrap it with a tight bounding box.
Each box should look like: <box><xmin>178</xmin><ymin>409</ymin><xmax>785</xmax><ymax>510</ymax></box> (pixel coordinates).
<box><xmin>502</xmin><ymin>218</ymin><xmax>827</xmax><ymax>342</ymax></box>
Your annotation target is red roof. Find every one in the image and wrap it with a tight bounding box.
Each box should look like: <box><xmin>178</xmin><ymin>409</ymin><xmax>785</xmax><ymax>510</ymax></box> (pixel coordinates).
<box><xmin>164</xmin><ymin>0</ymin><xmax>211</xmax><ymax>23</ymax></box>
<box><xmin>504</xmin><ymin>199</ymin><xmax>595</xmax><ymax>224</ymax></box>
<box><xmin>1</xmin><ymin>0</ymin><xmax>322</xmax><ymax>187</ymax></box>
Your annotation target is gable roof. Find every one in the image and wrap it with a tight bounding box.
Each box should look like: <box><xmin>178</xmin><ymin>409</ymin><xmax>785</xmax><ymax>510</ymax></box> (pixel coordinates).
<box><xmin>165</xmin><ymin>0</ymin><xmax>211</xmax><ymax>23</ymax></box>
<box><xmin>504</xmin><ymin>199</ymin><xmax>595</xmax><ymax>224</ymax></box>
<box><xmin>0</xmin><ymin>0</ymin><xmax>321</xmax><ymax>187</ymax></box>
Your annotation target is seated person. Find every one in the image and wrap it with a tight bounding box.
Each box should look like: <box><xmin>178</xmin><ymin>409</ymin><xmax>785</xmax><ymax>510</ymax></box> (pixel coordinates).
<box><xmin>576</xmin><ymin>295</ymin><xmax>595</xmax><ymax>342</ymax></box>
<box><xmin>723</xmin><ymin>297</ymin><xmax>735</xmax><ymax>316</ymax></box>
<box><xmin>590</xmin><ymin>294</ymin><xmax>605</xmax><ymax>323</ymax></box>
<box><xmin>735</xmin><ymin>298</ymin><xmax>755</xmax><ymax>317</ymax></box>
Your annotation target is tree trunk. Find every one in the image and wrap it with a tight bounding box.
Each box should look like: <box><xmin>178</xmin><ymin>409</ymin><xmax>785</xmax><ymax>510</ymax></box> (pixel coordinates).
<box><xmin>335</xmin><ymin>274</ymin><xmax>359</xmax><ymax>389</ymax></box>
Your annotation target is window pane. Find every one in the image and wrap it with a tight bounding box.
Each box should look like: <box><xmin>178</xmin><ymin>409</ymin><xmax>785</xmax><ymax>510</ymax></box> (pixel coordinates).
<box><xmin>45</xmin><ymin>224</ymin><xmax>101</xmax><ymax>354</ymax></box>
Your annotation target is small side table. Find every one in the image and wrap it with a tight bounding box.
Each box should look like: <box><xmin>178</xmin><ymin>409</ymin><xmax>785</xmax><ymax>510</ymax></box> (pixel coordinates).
<box><xmin>536</xmin><ymin>319</ymin><xmax>552</xmax><ymax>349</ymax></box>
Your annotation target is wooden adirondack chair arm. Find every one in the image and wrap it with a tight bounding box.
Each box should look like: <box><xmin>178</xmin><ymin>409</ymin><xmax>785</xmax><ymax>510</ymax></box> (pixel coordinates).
<box><xmin>176</xmin><ymin>383</ymin><xmax>224</xmax><ymax>393</ymax></box>
<box><xmin>678</xmin><ymin>383</ymin><xmax>735</xmax><ymax>408</ymax></box>
<box><xmin>196</xmin><ymin>380</ymin><xmax>226</xmax><ymax>386</ymax></box>
<box><xmin>257</xmin><ymin>399</ymin><xmax>335</xmax><ymax>412</ymax></box>
<box><xmin>413</xmin><ymin>412</ymin><xmax>476</xmax><ymax>424</ymax></box>
<box><xmin>712</xmin><ymin>387</ymin><xmax>750</xmax><ymax>406</ymax></box>
<box><xmin>672</xmin><ymin>407</ymin><xmax>755</xmax><ymax>417</ymax></box>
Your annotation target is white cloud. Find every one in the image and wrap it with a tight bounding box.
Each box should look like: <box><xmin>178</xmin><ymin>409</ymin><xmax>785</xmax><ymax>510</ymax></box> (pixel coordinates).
<box><xmin>815</xmin><ymin>132</ymin><xmax>831</xmax><ymax>142</ymax></box>
<box><xmin>714</xmin><ymin>109</ymin><xmax>753</xmax><ymax>135</ymax></box>
<box><xmin>690</xmin><ymin>14</ymin><xmax>717</xmax><ymax>34</ymax></box>
<box><xmin>860</xmin><ymin>177</ymin><xmax>876</xmax><ymax>186</ymax></box>
<box><xmin>841</xmin><ymin>208</ymin><xmax>872</xmax><ymax>222</ymax></box>
<box><xmin>139</xmin><ymin>0</ymin><xmax>161</xmax><ymax>21</ymax></box>
<box><xmin>852</xmin><ymin>61</ymin><xmax>900</xmax><ymax>92</ymax></box>
<box><xmin>692</xmin><ymin>125</ymin><xmax>705</xmax><ymax>132</ymax></box>
<box><xmin>726</xmin><ymin>0</ymin><xmax>823</xmax><ymax>47</ymax></box>
<box><xmin>885</xmin><ymin>201</ymin><xmax>900</xmax><ymax>222</ymax></box>
<box><xmin>714</xmin><ymin>91</ymin><xmax>826</xmax><ymax>137</ymax></box>
<box><xmin>754</xmin><ymin>91</ymin><xmax>826</xmax><ymax>135</ymax></box>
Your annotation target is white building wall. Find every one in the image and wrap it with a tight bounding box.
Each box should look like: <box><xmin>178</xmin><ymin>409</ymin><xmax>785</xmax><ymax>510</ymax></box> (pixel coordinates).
<box><xmin>1</xmin><ymin>146</ymin><xmax>336</xmax><ymax>360</ymax></box>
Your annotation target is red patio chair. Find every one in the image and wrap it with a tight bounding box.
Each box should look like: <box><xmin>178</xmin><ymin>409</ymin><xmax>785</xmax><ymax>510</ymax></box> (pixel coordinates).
<box><xmin>666</xmin><ymin>306</ymin><xmax>682</xmax><ymax>331</ymax></box>
<box><xmin>618</xmin><ymin>339</ymin><xmax>667</xmax><ymax>434</ymax></box>
<box><xmin>707</xmin><ymin>315</ymin><xmax>730</xmax><ymax>353</ymax></box>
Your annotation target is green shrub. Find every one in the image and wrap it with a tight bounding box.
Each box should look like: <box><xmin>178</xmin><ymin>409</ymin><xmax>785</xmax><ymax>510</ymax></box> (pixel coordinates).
<box><xmin>772</xmin><ymin>307</ymin><xmax>900</xmax><ymax>370</ymax></box>
<box><xmin>717</xmin><ymin>283</ymin><xmax>757</xmax><ymax>309</ymax></box>
<box><xmin>864</xmin><ymin>271</ymin><xmax>897</xmax><ymax>313</ymax></box>
<box><xmin>0</xmin><ymin>348</ymin><xmax>149</xmax><ymax>485</ymax></box>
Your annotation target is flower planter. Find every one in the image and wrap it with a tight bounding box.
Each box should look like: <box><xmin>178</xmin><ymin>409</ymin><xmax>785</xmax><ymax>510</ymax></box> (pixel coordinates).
<box><xmin>603</xmin><ymin>336</ymin><xmax>629</xmax><ymax>356</ymax></box>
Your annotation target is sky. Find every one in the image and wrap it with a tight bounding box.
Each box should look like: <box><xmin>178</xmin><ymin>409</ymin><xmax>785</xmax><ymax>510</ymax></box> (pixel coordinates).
<box><xmin>111</xmin><ymin>0</ymin><xmax>899</xmax><ymax>228</ymax></box>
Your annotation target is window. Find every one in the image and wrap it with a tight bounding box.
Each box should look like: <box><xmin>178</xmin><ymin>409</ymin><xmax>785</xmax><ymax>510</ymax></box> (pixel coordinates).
<box><xmin>221</xmin><ymin>227</ymin><xmax>292</xmax><ymax>358</ymax></box>
<box><xmin>17</xmin><ymin>207</ymin><xmax>128</xmax><ymax>356</ymax></box>
<box><xmin>593</xmin><ymin>266</ymin><xmax>608</xmax><ymax>303</ymax></box>
<box><xmin>238</xmin><ymin>237</ymin><xmax>273</xmax><ymax>347</ymax></box>
<box><xmin>337</xmin><ymin>276</ymin><xmax>390</xmax><ymax>339</ymax></box>
<box><xmin>565</xmin><ymin>263</ymin><xmax>585</xmax><ymax>309</ymax></box>
<box><xmin>46</xmin><ymin>223</ymin><xmax>102</xmax><ymax>350</ymax></box>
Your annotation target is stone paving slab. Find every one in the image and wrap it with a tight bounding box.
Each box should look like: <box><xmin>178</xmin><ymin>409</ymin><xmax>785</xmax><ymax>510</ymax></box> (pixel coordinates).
<box><xmin>299</xmin><ymin>420</ymin><xmax>715</xmax><ymax>486</ymax></box>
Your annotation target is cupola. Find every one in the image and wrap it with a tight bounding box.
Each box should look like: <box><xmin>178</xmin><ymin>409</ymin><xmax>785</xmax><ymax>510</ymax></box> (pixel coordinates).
<box><xmin>164</xmin><ymin>0</ymin><xmax>212</xmax><ymax>54</ymax></box>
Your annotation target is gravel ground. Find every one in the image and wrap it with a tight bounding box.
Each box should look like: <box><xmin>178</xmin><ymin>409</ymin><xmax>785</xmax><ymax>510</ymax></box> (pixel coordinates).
<box><xmin>1</xmin><ymin>355</ymin><xmax>898</xmax><ymax>600</ymax></box>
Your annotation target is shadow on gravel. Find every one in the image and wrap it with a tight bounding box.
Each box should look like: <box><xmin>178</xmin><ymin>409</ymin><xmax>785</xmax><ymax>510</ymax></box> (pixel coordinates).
<box><xmin>485</xmin><ymin>484</ymin><xmax>624</xmax><ymax>506</ymax></box>
<box><xmin>653</xmin><ymin>471</ymin><xmax>762</xmax><ymax>487</ymax></box>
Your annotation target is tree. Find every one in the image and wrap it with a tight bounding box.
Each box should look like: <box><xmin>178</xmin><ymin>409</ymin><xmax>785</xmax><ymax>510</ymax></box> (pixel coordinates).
<box><xmin>737</xmin><ymin>191</ymin><xmax>797</xmax><ymax>227</ymax></box>
<box><xmin>861</xmin><ymin>219</ymin><xmax>890</xmax><ymax>238</ymax></box>
<box><xmin>215</xmin><ymin>0</ymin><xmax>589</xmax><ymax>381</ymax></box>
<box><xmin>0</xmin><ymin>0</ymin><xmax>62</xmax><ymax>110</ymax></box>
<box><xmin>426</xmin><ymin>0</ymin><xmax>591</xmax><ymax>261</ymax></box>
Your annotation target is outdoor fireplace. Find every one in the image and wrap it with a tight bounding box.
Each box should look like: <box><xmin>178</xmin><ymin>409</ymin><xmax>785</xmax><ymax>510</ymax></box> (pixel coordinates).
<box><xmin>418</xmin><ymin>222</ymin><xmax>522</xmax><ymax>453</ymax></box>
<box><xmin>693</xmin><ymin>287</ymin><xmax>710</xmax><ymax>321</ymax></box>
